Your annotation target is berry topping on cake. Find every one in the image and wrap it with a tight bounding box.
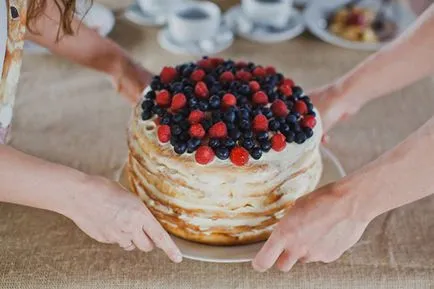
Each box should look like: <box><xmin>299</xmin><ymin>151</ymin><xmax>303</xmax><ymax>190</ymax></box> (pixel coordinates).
<box><xmin>195</xmin><ymin>146</ymin><xmax>215</xmax><ymax>165</ymax></box>
<box><xmin>140</xmin><ymin>57</ymin><xmax>318</xmax><ymax>166</ymax></box>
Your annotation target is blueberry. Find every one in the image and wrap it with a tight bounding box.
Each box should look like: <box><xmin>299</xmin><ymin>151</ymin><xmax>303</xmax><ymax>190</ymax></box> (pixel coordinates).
<box><xmin>160</xmin><ymin>113</ymin><xmax>172</xmax><ymax>125</ymax></box>
<box><xmin>260</xmin><ymin>140</ymin><xmax>272</xmax><ymax>152</ymax></box>
<box><xmin>243</xmin><ymin>130</ymin><xmax>254</xmax><ymax>139</ymax></box>
<box><xmin>276</xmin><ymin>73</ymin><xmax>284</xmax><ymax>82</ymax></box>
<box><xmin>250</xmin><ymin>147</ymin><xmax>262</xmax><ymax>160</ymax></box>
<box><xmin>204</xmin><ymin>75</ymin><xmax>216</xmax><ymax>86</ymax></box>
<box><xmin>286</xmin><ymin>114</ymin><xmax>297</xmax><ymax>124</ymax></box>
<box><xmin>171</xmin><ymin>82</ymin><xmax>183</xmax><ymax>93</ymax></box>
<box><xmin>212</xmin><ymin>111</ymin><xmax>223</xmax><ymax>123</ymax></box>
<box><xmin>224</xmin><ymin>138</ymin><xmax>236</xmax><ymax>149</ymax></box>
<box><xmin>294</xmin><ymin>132</ymin><xmax>307</xmax><ymax>144</ymax></box>
<box><xmin>180</xmin><ymin>120</ymin><xmax>190</xmax><ymax>131</ymax></box>
<box><xmin>268</xmin><ymin>92</ymin><xmax>277</xmax><ymax>102</ymax></box>
<box><xmin>280</xmin><ymin>123</ymin><xmax>290</xmax><ymax>134</ymax></box>
<box><xmin>226</xmin><ymin>122</ymin><xmax>235</xmax><ymax>130</ymax></box>
<box><xmin>229</xmin><ymin>129</ymin><xmax>241</xmax><ymax>140</ymax></box>
<box><xmin>257</xmin><ymin>131</ymin><xmax>269</xmax><ymax>142</ymax></box>
<box><xmin>239</xmin><ymin>85</ymin><xmax>250</xmax><ymax>95</ymax></box>
<box><xmin>202</xmin><ymin>119</ymin><xmax>212</xmax><ymax>131</ymax></box>
<box><xmin>216</xmin><ymin>65</ymin><xmax>226</xmax><ymax>75</ymax></box>
<box><xmin>171</xmin><ymin>125</ymin><xmax>182</xmax><ymax>136</ymax></box>
<box><xmin>285</xmin><ymin>100</ymin><xmax>294</xmax><ymax>110</ymax></box>
<box><xmin>269</xmin><ymin>119</ymin><xmax>280</xmax><ymax>131</ymax></box>
<box><xmin>188</xmin><ymin>97</ymin><xmax>199</xmax><ymax>109</ymax></box>
<box><xmin>262</xmin><ymin>107</ymin><xmax>273</xmax><ymax>119</ymax></box>
<box><xmin>239</xmin><ymin>119</ymin><xmax>251</xmax><ymax>131</ymax></box>
<box><xmin>284</xmin><ymin>131</ymin><xmax>295</xmax><ymax>143</ymax></box>
<box><xmin>141</xmin><ymin>100</ymin><xmax>154</xmax><ymax>112</ymax></box>
<box><xmin>237</xmin><ymin>96</ymin><xmax>249</xmax><ymax>106</ymax></box>
<box><xmin>141</xmin><ymin>110</ymin><xmax>152</xmax><ymax>120</ymax></box>
<box><xmin>209</xmin><ymin>138</ymin><xmax>221</xmax><ymax>149</ymax></box>
<box><xmin>290</xmin><ymin>122</ymin><xmax>301</xmax><ymax>132</ymax></box>
<box><xmin>307</xmin><ymin>103</ymin><xmax>314</xmax><ymax>111</ymax></box>
<box><xmin>209</xmin><ymin>95</ymin><xmax>221</xmax><ymax>109</ymax></box>
<box><xmin>145</xmin><ymin>90</ymin><xmax>156</xmax><ymax>100</ymax></box>
<box><xmin>180</xmin><ymin>107</ymin><xmax>191</xmax><ymax>117</ymax></box>
<box><xmin>176</xmin><ymin>64</ymin><xmax>187</xmax><ymax>74</ymax></box>
<box><xmin>187</xmin><ymin>138</ymin><xmax>201</xmax><ymax>153</ymax></box>
<box><xmin>252</xmin><ymin>108</ymin><xmax>262</xmax><ymax>116</ymax></box>
<box><xmin>277</xmin><ymin>117</ymin><xmax>286</xmax><ymax>124</ymax></box>
<box><xmin>224</xmin><ymin>110</ymin><xmax>236</xmax><ymax>123</ymax></box>
<box><xmin>210</xmin><ymin>86</ymin><xmax>220</xmax><ymax>95</ymax></box>
<box><xmin>179</xmin><ymin>131</ymin><xmax>190</xmax><ymax>142</ymax></box>
<box><xmin>183</xmin><ymin>67</ymin><xmax>194</xmax><ymax>78</ymax></box>
<box><xmin>174</xmin><ymin>142</ymin><xmax>187</xmax><ymax>154</ymax></box>
<box><xmin>182</xmin><ymin>79</ymin><xmax>193</xmax><ymax>89</ymax></box>
<box><xmin>292</xmin><ymin>86</ymin><xmax>303</xmax><ymax>97</ymax></box>
<box><xmin>243</xmin><ymin>138</ymin><xmax>255</xmax><ymax>150</ymax></box>
<box><xmin>308</xmin><ymin>110</ymin><xmax>316</xmax><ymax>117</ymax></box>
<box><xmin>170</xmin><ymin>136</ymin><xmax>178</xmax><ymax>146</ymax></box>
<box><xmin>216</xmin><ymin>147</ymin><xmax>230</xmax><ymax>160</ymax></box>
<box><xmin>247</xmin><ymin>62</ymin><xmax>255</xmax><ymax>71</ymax></box>
<box><xmin>238</xmin><ymin>108</ymin><xmax>250</xmax><ymax>120</ymax></box>
<box><xmin>199</xmin><ymin>100</ymin><xmax>209</xmax><ymax>111</ymax></box>
<box><xmin>291</xmin><ymin>112</ymin><xmax>301</xmax><ymax>120</ymax></box>
<box><xmin>150</xmin><ymin>79</ymin><xmax>162</xmax><ymax>90</ymax></box>
<box><xmin>304</xmin><ymin>127</ymin><xmax>314</xmax><ymax>138</ymax></box>
<box><xmin>152</xmin><ymin>106</ymin><xmax>165</xmax><ymax>117</ymax></box>
<box><xmin>172</xmin><ymin>113</ymin><xmax>184</xmax><ymax>123</ymax></box>
<box><xmin>230</xmin><ymin>81</ymin><xmax>241</xmax><ymax>90</ymax></box>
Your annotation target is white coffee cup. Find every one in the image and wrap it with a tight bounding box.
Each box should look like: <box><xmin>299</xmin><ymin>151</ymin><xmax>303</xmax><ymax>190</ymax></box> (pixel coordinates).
<box><xmin>138</xmin><ymin>0</ymin><xmax>184</xmax><ymax>14</ymax></box>
<box><xmin>241</xmin><ymin>0</ymin><xmax>293</xmax><ymax>28</ymax></box>
<box><xmin>168</xmin><ymin>1</ymin><xmax>221</xmax><ymax>43</ymax></box>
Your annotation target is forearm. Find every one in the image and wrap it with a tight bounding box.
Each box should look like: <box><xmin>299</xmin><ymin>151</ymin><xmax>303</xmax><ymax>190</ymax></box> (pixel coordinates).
<box><xmin>343</xmin><ymin>116</ymin><xmax>434</xmax><ymax>221</ymax></box>
<box><xmin>338</xmin><ymin>4</ymin><xmax>434</xmax><ymax>108</ymax></box>
<box><xmin>0</xmin><ymin>145</ymin><xmax>87</xmax><ymax>215</ymax></box>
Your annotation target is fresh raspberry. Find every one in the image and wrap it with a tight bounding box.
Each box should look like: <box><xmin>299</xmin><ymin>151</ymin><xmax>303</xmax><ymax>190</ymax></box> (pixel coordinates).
<box><xmin>197</xmin><ymin>59</ymin><xmax>213</xmax><ymax>70</ymax></box>
<box><xmin>156</xmin><ymin>89</ymin><xmax>171</xmax><ymax>107</ymax></box>
<box><xmin>265</xmin><ymin>66</ymin><xmax>276</xmax><ymax>75</ymax></box>
<box><xmin>253</xmin><ymin>114</ymin><xmax>269</xmax><ymax>132</ymax></box>
<box><xmin>279</xmin><ymin>84</ymin><xmax>292</xmax><ymax>97</ymax></box>
<box><xmin>249</xmin><ymin>81</ymin><xmax>261</xmax><ymax>92</ymax></box>
<box><xmin>236</xmin><ymin>61</ymin><xmax>248</xmax><ymax>68</ymax></box>
<box><xmin>208</xmin><ymin>121</ymin><xmax>227</xmax><ymax>139</ymax></box>
<box><xmin>190</xmin><ymin>69</ymin><xmax>206</xmax><ymax>82</ymax></box>
<box><xmin>236</xmin><ymin>70</ymin><xmax>252</xmax><ymax>82</ymax></box>
<box><xmin>195</xmin><ymin>146</ymin><xmax>215</xmax><ymax>165</ymax></box>
<box><xmin>271</xmin><ymin>99</ymin><xmax>289</xmax><ymax>117</ymax></box>
<box><xmin>271</xmin><ymin>133</ymin><xmax>286</xmax><ymax>152</ymax></box>
<box><xmin>282</xmin><ymin>78</ymin><xmax>295</xmax><ymax>87</ymax></box>
<box><xmin>157</xmin><ymin>125</ymin><xmax>171</xmax><ymax>143</ymax></box>
<box><xmin>188</xmin><ymin>110</ymin><xmax>205</xmax><ymax>124</ymax></box>
<box><xmin>294</xmin><ymin>100</ymin><xmax>308</xmax><ymax>115</ymax></box>
<box><xmin>301</xmin><ymin>115</ymin><xmax>317</xmax><ymax>128</ymax></box>
<box><xmin>160</xmin><ymin>66</ymin><xmax>178</xmax><ymax>84</ymax></box>
<box><xmin>253</xmin><ymin>66</ymin><xmax>266</xmax><ymax>78</ymax></box>
<box><xmin>171</xmin><ymin>93</ymin><xmax>187</xmax><ymax>111</ymax></box>
<box><xmin>195</xmin><ymin>81</ymin><xmax>209</xmax><ymax>98</ymax></box>
<box><xmin>222</xmin><ymin>93</ymin><xmax>237</xmax><ymax>109</ymax></box>
<box><xmin>230</xmin><ymin>146</ymin><xmax>250</xmax><ymax>166</ymax></box>
<box><xmin>220</xmin><ymin>71</ymin><xmax>235</xmax><ymax>83</ymax></box>
<box><xmin>210</xmin><ymin>57</ymin><xmax>225</xmax><ymax>67</ymax></box>
<box><xmin>189</xmin><ymin>123</ymin><xmax>206</xmax><ymax>139</ymax></box>
<box><xmin>252</xmin><ymin>91</ymin><xmax>268</xmax><ymax>105</ymax></box>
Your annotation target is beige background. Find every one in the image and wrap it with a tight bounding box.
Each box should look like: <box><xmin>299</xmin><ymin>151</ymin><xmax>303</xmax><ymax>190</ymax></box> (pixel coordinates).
<box><xmin>1</xmin><ymin>1</ymin><xmax>434</xmax><ymax>288</ymax></box>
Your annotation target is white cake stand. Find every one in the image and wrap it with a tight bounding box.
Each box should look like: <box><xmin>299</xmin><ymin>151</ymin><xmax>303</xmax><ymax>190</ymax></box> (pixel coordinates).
<box><xmin>118</xmin><ymin>146</ymin><xmax>346</xmax><ymax>263</ymax></box>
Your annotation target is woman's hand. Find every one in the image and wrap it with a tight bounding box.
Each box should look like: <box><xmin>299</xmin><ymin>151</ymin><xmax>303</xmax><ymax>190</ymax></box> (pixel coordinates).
<box><xmin>64</xmin><ymin>175</ymin><xmax>182</xmax><ymax>263</ymax></box>
<box><xmin>252</xmin><ymin>182</ymin><xmax>370</xmax><ymax>272</ymax></box>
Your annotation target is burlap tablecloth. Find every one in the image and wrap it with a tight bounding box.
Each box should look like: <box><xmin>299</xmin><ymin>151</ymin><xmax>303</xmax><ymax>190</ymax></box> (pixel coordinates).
<box><xmin>1</xmin><ymin>1</ymin><xmax>433</xmax><ymax>288</ymax></box>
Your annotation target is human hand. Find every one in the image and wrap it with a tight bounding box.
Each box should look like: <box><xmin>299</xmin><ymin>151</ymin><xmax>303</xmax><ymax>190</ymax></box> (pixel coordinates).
<box><xmin>112</xmin><ymin>57</ymin><xmax>153</xmax><ymax>104</ymax></box>
<box><xmin>252</xmin><ymin>182</ymin><xmax>370</xmax><ymax>272</ymax></box>
<box><xmin>309</xmin><ymin>83</ymin><xmax>362</xmax><ymax>135</ymax></box>
<box><xmin>64</xmin><ymin>175</ymin><xmax>182</xmax><ymax>263</ymax></box>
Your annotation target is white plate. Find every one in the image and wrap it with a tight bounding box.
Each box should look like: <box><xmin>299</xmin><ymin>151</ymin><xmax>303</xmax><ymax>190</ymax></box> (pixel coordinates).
<box><xmin>119</xmin><ymin>146</ymin><xmax>346</xmax><ymax>263</ymax></box>
<box><xmin>123</xmin><ymin>1</ymin><xmax>168</xmax><ymax>27</ymax></box>
<box><xmin>24</xmin><ymin>3</ymin><xmax>115</xmax><ymax>55</ymax></box>
<box><xmin>157</xmin><ymin>24</ymin><xmax>234</xmax><ymax>56</ymax></box>
<box><xmin>224</xmin><ymin>5</ymin><xmax>305</xmax><ymax>43</ymax></box>
<box><xmin>304</xmin><ymin>0</ymin><xmax>417</xmax><ymax>51</ymax></box>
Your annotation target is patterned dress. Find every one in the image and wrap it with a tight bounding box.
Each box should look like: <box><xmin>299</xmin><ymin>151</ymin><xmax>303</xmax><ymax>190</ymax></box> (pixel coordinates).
<box><xmin>0</xmin><ymin>0</ymin><xmax>26</xmax><ymax>144</ymax></box>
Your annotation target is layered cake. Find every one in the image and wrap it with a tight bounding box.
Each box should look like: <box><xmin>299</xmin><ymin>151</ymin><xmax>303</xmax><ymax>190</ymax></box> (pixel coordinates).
<box><xmin>127</xmin><ymin>58</ymin><xmax>323</xmax><ymax>245</ymax></box>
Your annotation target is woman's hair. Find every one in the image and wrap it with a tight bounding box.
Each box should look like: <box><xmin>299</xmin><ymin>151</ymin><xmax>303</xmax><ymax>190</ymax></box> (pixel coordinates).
<box><xmin>27</xmin><ymin>0</ymin><xmax>92</xmax><ymax>39</ymax></box>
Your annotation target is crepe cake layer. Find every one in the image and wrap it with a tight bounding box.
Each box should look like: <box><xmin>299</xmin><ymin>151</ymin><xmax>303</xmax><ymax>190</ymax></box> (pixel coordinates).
<box><xmin>127</xmin><ymin>105</ymin><xmax>323</xmax><ymax>245</ymax></box>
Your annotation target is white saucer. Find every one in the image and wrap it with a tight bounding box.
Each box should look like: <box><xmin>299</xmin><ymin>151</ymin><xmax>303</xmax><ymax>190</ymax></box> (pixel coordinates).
<box><xmin>157</xmin><ymin>24</ymin><xmax>234</xmax><ymax>56</ymax></box>
<box><xmin>123</xmin><ymin>1</ymin><xmax>168</xmax><ymax>27</ymax></box>
<box><xmin>304</xmin><ymin>0</ymin><xmax>417</xmax><ymax>51</ymax></box>
<box><xmin>118</xmin><ymin>146</ymin><xmax>346</xmax><ymax>263</ymax></box>
<box><xmin>24</xmin><ymin>3</ymin><xmax>115</xmax><ymax>55</ymax></box>
<box><xmin>224</xmin><ymin>5</ymin><xmax>305</xmax><ymax>43</ymax></box>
